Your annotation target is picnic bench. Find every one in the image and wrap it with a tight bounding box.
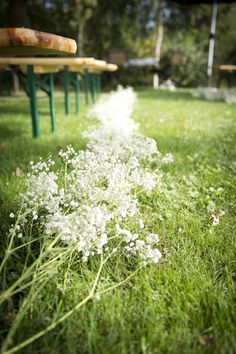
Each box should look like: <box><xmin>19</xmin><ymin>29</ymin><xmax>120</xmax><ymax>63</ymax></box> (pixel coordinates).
<box><xmin>216</xmin><ymin>65</ymin><xmax>236</xmax><ymax>88</ymax></box>
<box><xmin>63</xmin><ymin>58</ymin><xmax>107</xmax><ymax>110</ymax></box>
<box><xmin>0</xmin><ymin>28</ymin><xmax>118</xmax><ymax>138</ymax></box>
<box><xmin>0</xmin><ymin>57</ymin><xmax>118</xmax><ymax>136</ymax></box>
<box><xmin>64</xmin><ymin>59</ymin><xmax>118</xmax><ymax>109</ymax></box>
<box><xmin>0</xmin><ymin>27</ymin><xmax>77</xmax><ymax>137</ymax></box>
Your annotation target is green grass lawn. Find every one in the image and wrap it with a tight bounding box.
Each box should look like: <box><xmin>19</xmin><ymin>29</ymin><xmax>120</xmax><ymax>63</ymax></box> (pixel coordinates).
<box><xmin>0</xmin><ymin>88</ymin><xmax>235</xmax><ymax>354</ymax></box>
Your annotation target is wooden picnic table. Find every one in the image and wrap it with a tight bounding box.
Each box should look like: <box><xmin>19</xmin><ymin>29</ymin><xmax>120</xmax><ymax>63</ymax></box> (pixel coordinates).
<box><xmin>215</xmin><ymin>65</ymin><xmax>236</xmax><ymax>88</ymax></box>
<box><xmin>0</xmin><ymin>28</ymin><xmax>76</xmax><ymax>55</ymax></box>
<box><xmin>0</xmin><ymin>27</ymin><xmax>77</xmax><ymax>137</ymax></box>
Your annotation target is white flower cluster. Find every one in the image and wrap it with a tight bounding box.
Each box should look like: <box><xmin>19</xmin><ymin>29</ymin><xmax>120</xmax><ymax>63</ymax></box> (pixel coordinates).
<box><xmin>192</xmin><ymin>87</ymin><xmax>236</xmax><ymax>103</ymax></box>
<box><xmin>10</xmin><ymin>87</ymin><xmax>173</xmax><ymax>264</ymax></box>
<box><xmin>159</xmin><ymin>79</ymin><xmax>176</xmax><ymax>91</ymax></box>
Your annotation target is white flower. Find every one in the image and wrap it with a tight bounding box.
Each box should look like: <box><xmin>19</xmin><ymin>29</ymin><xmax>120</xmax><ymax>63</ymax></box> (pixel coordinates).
<box><xmin>138</xmin><ymin>219</ymin><xmax>144</xmax><ymax>229</ymax></box>
<box><xmin>161</xmin><ymin>153</ymin><xmax>174</xmax><ymax>164</ymax></box>
<box><xmin>9</xmin><ymin>213</ymin><xmax>14</xmax><ymax>218</ymax></box>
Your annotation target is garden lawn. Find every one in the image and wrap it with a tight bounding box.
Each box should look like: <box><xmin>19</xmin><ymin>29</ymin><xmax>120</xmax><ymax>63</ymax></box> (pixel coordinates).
<box><xmin>0</xmin><ymin>88</ymin><xmax>235</xmax><ymax>354</ymax></box>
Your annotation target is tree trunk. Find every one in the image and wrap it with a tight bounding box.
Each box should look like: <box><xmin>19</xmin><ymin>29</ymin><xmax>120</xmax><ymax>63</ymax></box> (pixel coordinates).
<box><xmin>12</xmin><ymin>71</ymin><xmax>19</xmax><ymax>93</ymax></box>
<box><xmin>77</xmin><ymin>22</ymin><xmax>85</xmax><ymax>57</ymax></box>
<box><xmin>8</xmin><ymin>0</ymin><xmax>30</xmax><ymax>27</ymax></box>
<box><xmin>7</xmin><ymin>0</ymin><xmax>29</xmax><ymax>93</ymax></box>
<box><xmin>153</xmin><ymin>0</ymin><xmax>164</xmax><ymax>89</ymax></box>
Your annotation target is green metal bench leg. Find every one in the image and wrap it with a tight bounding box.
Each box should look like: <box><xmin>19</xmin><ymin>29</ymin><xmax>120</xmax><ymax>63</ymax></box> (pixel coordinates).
<box><xmin>93</xmin><ymin>74</ymin><xmax>97</xmax><ymax>100</ymax></box>
<box><xmin>96</xmin><ymin>74</ymin><xmax>99</xmax><ymax>95</ymax></box>
<box><xmin>64</xmin><ymin>67</ymin><xmax>70</xmax><ymax>114</ymax></box>
<box><xmin>75</xmin><ymin>73</ymin><xmax>80</xmax><ymax>114</ymax></box>
<box><xmin>229</xmin><ymin>73</ymin><xmax>234</xmax><ymax>88</ymax></box>
<box><xmin>98</xmin><ymin>74</ymin><xmax>101</xmax><ymax>95</ymax></box>
<box><xmin>27</xmin><ymin>65</ymin><xmax>39</xmax><ymax>138</ymax></box>
<box><xmin>48</xmin><ymin>73</ymin><xmax>56</xmax><ymax>132</ymax></box>
<box><xmin>217</xmin><ymin>73</ymin><xmax>222</xmax><ymax>88</ymax></box>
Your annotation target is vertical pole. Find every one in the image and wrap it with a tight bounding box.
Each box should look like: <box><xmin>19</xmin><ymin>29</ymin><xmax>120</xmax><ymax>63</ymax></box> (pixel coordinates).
<box><xmin>207</xmin><ymin>0</ymin><xmax>218</xmax><ymax>87</ymax></box>
<box><xmin>74</xmin><ymin>73</ymin><xmax>80</xmax><ymax>114</ymax></box>
<box><xmin>83</xmin><ymin>69</ymin><xmax>90</xmax><ymax>105</ymax></box>
<box><xmin>49</xmin><ymin>73</ymin><xmax>56</xmax><ymax>132</ymax></box>
<box><xmin>154</xmin><ymin>0</ymin><xmax>164</xmax><ymax>89</ymax></box>
<box><xmin>64</xmin><ymin>66</ymin><xmax>70</xmax><ymax>114</ymax></box>
<box><xmin>27</xmin><ymin>65</ymin><xmax>40</xmax><ymax>138</ymax></box>
<box><xmin>12</xmin><ymin>71</ymin><xmax>19</xmax><ymax>93</ymax></box>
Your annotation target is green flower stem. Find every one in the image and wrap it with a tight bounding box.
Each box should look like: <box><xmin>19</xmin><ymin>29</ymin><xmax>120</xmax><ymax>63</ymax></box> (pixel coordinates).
<box><xmin>0</xmin><ymin>236</ymin><xmax>63</xmax><ymax>304</ymax></box>
<box><xmin>2</xmin><ymin>252</ymin><xmax>105</xmax><ymax>354</ymax></box>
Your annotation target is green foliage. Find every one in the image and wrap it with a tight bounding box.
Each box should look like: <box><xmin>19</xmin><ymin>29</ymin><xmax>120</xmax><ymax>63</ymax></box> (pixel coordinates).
<box><xmin>0</xmin><ymin>1</ymin><xmax>236</xmax><ymax>86</ymax></box>
<box><xmin>69</xmin><ymin>0</ymin><xmax>98</xmax><ymax>33</ymax></box>
<box><xmin>161</xmin><ymin>34</ymin><xmax>208</xmax><ymax>87</ymax></box>
<box><xmin>105</xmin><ymin>66</ymin><xmax>153</xmax><ymax>87</ymax></box>
<box><xmin>215</xmin><ymin>4</ymin><xmax>236</xmax><ymax>64</ymax></box>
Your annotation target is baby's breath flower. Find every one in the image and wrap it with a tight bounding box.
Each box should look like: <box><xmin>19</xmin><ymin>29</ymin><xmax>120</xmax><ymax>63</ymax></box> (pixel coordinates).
<box><xmin>138</xmin><ymin>219</ymin><xmax>144</xmax><ymax>229</ymax></box>
<box><xmin>8</xmin><ymin>87</ymin><xmax>169</xmax><ymax>265</ymax></box>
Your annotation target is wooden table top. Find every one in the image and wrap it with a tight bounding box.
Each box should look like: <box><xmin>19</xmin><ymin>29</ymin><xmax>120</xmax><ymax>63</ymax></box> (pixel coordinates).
<box><xmin>216</xmin><ymin>65</ymin><xmax>236</xmax><ymax>72</ymax></box>
<box><xmin>0</xmin><ymin>28</ymin><xmax>77</xmax><ymax>55</ymax></box>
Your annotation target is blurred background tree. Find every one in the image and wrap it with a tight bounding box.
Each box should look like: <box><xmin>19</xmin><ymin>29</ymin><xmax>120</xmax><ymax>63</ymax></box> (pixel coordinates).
<box><xmin>0</xmin><ymin>0</ymin><xmax>235</xmax><ymax>86</ymax></box>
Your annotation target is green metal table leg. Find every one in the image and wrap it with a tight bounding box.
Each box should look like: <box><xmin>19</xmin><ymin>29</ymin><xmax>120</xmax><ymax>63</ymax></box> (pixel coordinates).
<box><xmin>27</xmin><ymin>65</ymin><xmax>39</xmax><ymax>138</ymax></box>
<box><xmin>64</xmin><ymin>67</ymin><xmax>70</xmax><ymax>115</ymax></box>
<box><xmin>98</xmin><ymin>74</ymin><xmax>101</xmax><ymax>95</ymax></box>
<box><xmin>90</xmin><ymin>73</ymin><xmax>95</xmax><ymax>103</ymax></box>
<box><xmin>83</xmin><ymin>69</ymin><xmax>90</xmax><ymax>105</ymax></box>
<box><xmin>48</xmin><ymin>73</ymin><xmax>56</xmax><ymax>132</ymax></box>
<box><xmin>74</xmin><ymin>73</ymin><xmax>80</xmax><ymax>114</ymax></box>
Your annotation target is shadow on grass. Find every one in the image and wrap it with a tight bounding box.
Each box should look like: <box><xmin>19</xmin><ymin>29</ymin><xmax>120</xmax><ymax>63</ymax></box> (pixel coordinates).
<box><xmin>136</xmin><ymin>88</ymin><xmax>193</xmax><ymax>101</ymax></box>
<box><xmin>0</xmin><ymin>121</ymin><xmax>27</xmax><ymax>138</ymax></box>
<box><xmin>0</xmin><ymin>95</ymin><xmax>88</xmax><ymax>176</ymax></box>
<box><xmin>0</xmin><ymin>103</ymin><xmax>58</xmax><ymax>117</ymax></box>
<box><xmin>136</xmin><ymin>88</ymin><xmax>225</xmax><ymax>104</ymax></box>
<box><xmin>0</xmin><ymin>136</ymin><xmax>88</xmax><ymax>172</ymax></box>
